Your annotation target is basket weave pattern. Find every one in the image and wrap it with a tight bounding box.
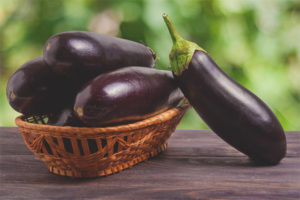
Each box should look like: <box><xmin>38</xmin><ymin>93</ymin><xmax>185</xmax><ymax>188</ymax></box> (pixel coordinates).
<box><xmin>15</xmin><ymin>104</ymin><xmax>189</xmax><ymax>178</ymax></box>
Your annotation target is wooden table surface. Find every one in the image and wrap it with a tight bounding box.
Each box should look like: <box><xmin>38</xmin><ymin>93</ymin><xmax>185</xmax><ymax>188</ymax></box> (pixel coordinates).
<box><xmin>0</xmin><ymin>127</ymin><xmax>299</xmax><ymax>200</ymax></box>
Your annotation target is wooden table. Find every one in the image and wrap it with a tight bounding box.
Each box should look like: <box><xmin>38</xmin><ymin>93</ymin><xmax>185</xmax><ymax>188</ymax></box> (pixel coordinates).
<box><xmin>0</xmin><ymin>128</ymin><xmax>299</xmax><ymax>200</ymax></box>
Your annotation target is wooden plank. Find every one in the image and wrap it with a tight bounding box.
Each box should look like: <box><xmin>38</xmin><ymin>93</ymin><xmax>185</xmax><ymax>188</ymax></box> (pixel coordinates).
<box><xmin>0</xmin><ymin>155</ymin><xmax>299</xmax><ymax>199</ymax></box>
<box><xmin>0</xmin><ymin>127</ymin><xmax>299</xmax><ymax>200</ymax></box>
<box><xmin>0</xmin><ymin>127</ymin><xmax>25</xmax><ymax>145</ymax></box>
<box><xmin>167</xmin><ymin>130</ymin><xmax>300</xmax><ymax>158</ymax></box>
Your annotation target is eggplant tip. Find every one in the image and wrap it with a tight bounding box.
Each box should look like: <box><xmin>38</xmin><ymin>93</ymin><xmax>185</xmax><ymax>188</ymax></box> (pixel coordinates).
<box><xmin>10</xmin><ymin>92</ymin><xmax>16</xmax><ymax>100</ymax></box>
<box><xmin>75</xmin><ymin>107</ymin><xmax>83</xmax><ymax>117</ymax></box>
<box><xmin>46</xmin><ymin>43</ymin><xmax>50</xmax><ymax>51</ymax></box>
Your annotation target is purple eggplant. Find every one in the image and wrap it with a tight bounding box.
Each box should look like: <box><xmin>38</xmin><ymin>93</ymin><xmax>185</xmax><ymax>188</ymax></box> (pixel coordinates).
<box><xmin>74</xmin><ymin>67</ymin><xmax>183</xmax><ymax>126</ymax></box>
<box><xmin>163</xmin><ymin>14</ymin><xmax>286</xmax><ymax>165</ymax></box>
<box><xmin>44</xmin><ymin>31</ymin><xmax>156</xmax><ymax>83</ymax></box>
<box><xmin>47</xmin><ymin>106</ymin><xmax>85</xmax><ymax>127</ymax></box>
<box><xmin>6</xmin><ymin>57</ymin><xmax>74</xmax><ymax>115</ymax></box>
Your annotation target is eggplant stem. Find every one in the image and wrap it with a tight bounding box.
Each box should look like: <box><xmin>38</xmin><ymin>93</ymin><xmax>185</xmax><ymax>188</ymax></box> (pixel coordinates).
<box><xmin>162</xmin><ymin>13</ymin><xmax>182</xmax><ymax>43</ymax></box>
<box><xmin>162</xmin><ymin>13</ymin><xmax>206</xmax><ymax>75</ymax></box>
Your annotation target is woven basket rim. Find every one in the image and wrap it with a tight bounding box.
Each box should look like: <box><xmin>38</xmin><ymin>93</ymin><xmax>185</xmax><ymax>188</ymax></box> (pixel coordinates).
<box><xmin>15</xmin><ymin>103</ymin><xmax>190</xmax><ymax>135</ymax></box>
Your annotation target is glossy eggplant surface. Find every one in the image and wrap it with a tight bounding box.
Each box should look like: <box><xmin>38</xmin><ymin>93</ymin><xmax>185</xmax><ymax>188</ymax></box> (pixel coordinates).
<box><xmin>163</xmin><ymin>14</ymin><xmax>286</xmax><ymax>165</ymax></box>
<box><xmin>47</xmin><ymin>106</ymin><xmax>85</xmax><ymax>127</ymax></box>
<box><xmin>74</xmin><ymin>67</ymin><xmax>183</xmax><ymax>126</ymax></box>
<box><xmin>6</xmin><ymin>57</ymin><xmax>74</xmax><ymax>115</ymax></box>
<box><xmin>177</xmin><ymin>50</ymin><xmax>286</xmax><ymax>164</ymax></box>
<box><xmin>44</xmin><ymin>31</ymin><xmax>156</xmax><ymax>83</ymax></box>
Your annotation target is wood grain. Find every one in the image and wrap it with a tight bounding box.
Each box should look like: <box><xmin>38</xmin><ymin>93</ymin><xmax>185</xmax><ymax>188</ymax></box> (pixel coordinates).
<box><xmin>0</xmin><ymin>128</ymin><xmax>299</xmax><ymax>200</ymax></box>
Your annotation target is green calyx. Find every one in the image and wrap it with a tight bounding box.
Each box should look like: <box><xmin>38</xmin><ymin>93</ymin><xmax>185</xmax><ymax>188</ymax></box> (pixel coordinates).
<box><xmin>162</xmin><ymin>13</ymin><xmax>206</xmax><ymax>75</ymax></box>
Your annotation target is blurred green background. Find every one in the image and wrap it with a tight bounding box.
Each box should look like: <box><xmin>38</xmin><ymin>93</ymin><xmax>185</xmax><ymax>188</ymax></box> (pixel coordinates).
<box><xmin>0</xmin><ymin>0</ymin><xmax>299</xmax><ymax>129</ymax></box>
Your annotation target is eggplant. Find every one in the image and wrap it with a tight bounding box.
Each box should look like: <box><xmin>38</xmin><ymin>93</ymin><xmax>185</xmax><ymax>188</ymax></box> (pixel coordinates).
<box><xmin>6</xmin><ymin>57</ymin><xmax>75</xmax><ymax>115</ymax></box>
<box><xmin>74</xmin><ymin>67</ymin><xmax>183</xmax><ymax>126</ymax></box>
<box><xmin>163</xmin><ymin>14</ymin><xmax>286</xmax><ymax>165</ymax></box>
<box><xmin>44</xmin><ymin>31</ymin><xmax>156</xmax><ymax>84</ymax></box>
<box><xmin>47</xmin><ymin>106</ymin><xmax>85</xmax><ymax>127</ymax></box>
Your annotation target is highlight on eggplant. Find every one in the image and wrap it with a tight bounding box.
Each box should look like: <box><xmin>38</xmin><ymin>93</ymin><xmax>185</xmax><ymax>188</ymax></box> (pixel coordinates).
<box><xmin>73</xmin><ymin>66</ymin><xmax>184</xmax><ymax>126</ymax></box>
<box><xmin>47</xmin><ymin>106</ymin><xmax>85</xmax><ymax>127</ymax></box>
<box><xmin>162</xmin><ymin>13</ymin><xmax>286</xmax><ymax>165</ymax></box>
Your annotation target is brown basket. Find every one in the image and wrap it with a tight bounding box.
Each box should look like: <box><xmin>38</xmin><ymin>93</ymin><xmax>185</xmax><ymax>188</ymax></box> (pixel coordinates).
<box><xmin>15</xmin><ymin>104</ymin><xmax>189</xmax><ymax>178</ymax></box>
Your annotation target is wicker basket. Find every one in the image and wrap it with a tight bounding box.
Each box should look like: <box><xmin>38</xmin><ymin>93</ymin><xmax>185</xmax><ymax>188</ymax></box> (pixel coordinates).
<box><xmin>15</xmin><ymin>104</ymin><xmax>189</xmax><ymax>178</ymax></box>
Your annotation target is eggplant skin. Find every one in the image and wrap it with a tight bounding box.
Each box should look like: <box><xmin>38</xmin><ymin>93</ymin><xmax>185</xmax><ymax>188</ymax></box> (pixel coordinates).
<box><xmin>6</xmin><ymin>57</ymin><xmax>74</xmax><ymax>115</ymax></box>
<box><xmin>176</xmin><ymin>50</ymin><xmax>286</xmax><ymax>165</ymax></box>
<box><xmin>74</xmin><ymin>67</ymin><xmax>183</xmax><ymax>126</ymax></box>
<box><xmin>44</xmin><ymin>31</ymin><xmax>156</xmax><ymax>83</ymax></box>
<box><xmin>47</xmin><ymin>106</ymin><xmax>85</xmax><ymax>127</ymax></box>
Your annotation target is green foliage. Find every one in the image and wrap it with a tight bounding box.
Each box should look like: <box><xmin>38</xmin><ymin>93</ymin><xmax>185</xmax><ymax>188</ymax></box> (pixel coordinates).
<box><xmin>0</xmin><ymin>0</ymin><xmax>299</xmax><ymax>130</ymax></box>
